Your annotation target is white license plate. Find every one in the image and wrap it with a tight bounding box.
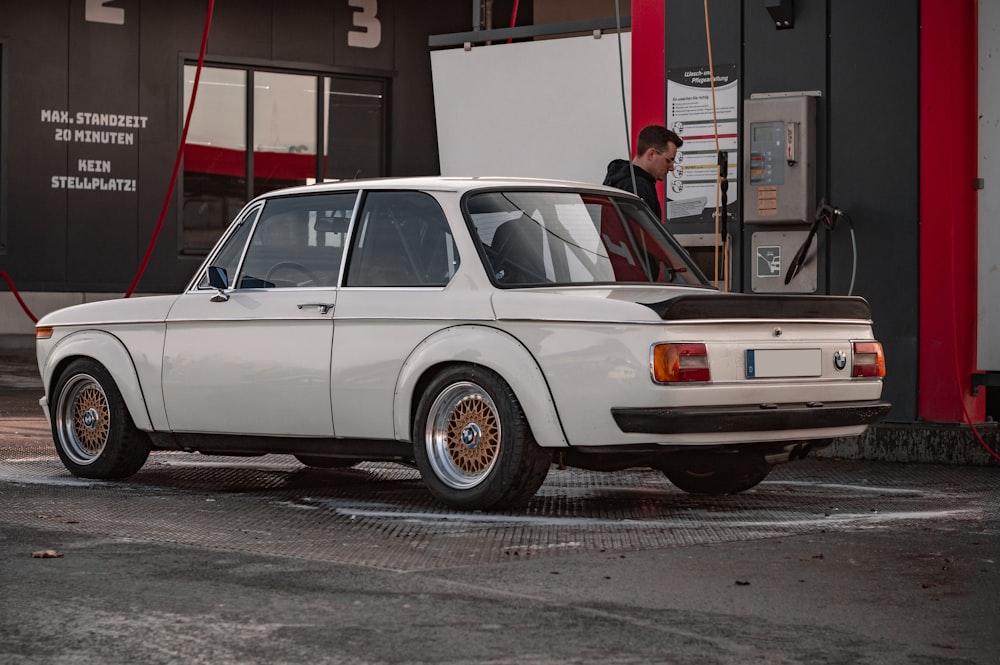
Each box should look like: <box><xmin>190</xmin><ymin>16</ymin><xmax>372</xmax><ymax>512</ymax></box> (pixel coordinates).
<box><xmin>746</xmin><ymin>348</ymin><xmax>821</xmax><ymax>378</ymax></box>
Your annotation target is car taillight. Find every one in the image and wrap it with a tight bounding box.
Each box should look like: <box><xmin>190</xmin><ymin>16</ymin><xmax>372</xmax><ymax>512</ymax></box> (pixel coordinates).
<box><xmin>852</xmin><ymin>341</ymin><xmax>886</xmax><ymax>378</ymax></box>
<box><xmin>652</xmin><ymin>343</ymin><xmax>710</xmax><ymax>383</ymax></box>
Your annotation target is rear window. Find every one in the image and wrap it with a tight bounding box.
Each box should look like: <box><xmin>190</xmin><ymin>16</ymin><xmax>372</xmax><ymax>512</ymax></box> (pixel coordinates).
<box><xmin>465</xmin><ymin>190</ymin><xmax>709</xmax><ymax>287</ymax></box>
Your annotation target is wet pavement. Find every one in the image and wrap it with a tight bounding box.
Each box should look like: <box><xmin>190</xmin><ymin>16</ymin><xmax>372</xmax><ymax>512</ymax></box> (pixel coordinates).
<box><xmin>1</xmin><ymin>348</ymin><xmax>999</xmax><ymax>664</ymax></box>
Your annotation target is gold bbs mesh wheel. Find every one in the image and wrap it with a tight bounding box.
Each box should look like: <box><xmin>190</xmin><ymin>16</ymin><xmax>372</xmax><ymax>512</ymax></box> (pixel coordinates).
<box><xmin>425</xmin><ymin>381</ymin><xmax>501</xmax><ymax>489</ymax></box>
<box><xmin>56</xmin><ymin>373</ymin><xmax>112</xmax><ymax>466</ymax></box>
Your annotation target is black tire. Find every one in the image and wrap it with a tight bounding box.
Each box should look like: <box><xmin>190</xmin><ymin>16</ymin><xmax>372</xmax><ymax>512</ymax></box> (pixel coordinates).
<box><xmin>413</xmin><ymin>365</ymin><xmax>552</xmax><ymax>510</ymax></box>
<box><xmin>663</xmin><ymin>456</ymin><xmax>772</xmax><ymax>495</ymax></box>
<box><xmin>51</xmin><ymin>359</ymin><xmax>150</xmax><ymax>479</ymax></box>
<box><xmin>294</xmin><ymin>455</ymin><xmax>358</xmax><ymax>469</ymax></box>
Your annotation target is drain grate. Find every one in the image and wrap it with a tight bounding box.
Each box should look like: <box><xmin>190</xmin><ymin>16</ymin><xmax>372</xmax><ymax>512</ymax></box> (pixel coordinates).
<box><xmin>2</xmin><ymin>436</ymin><xmax>996</xmax><ymax>572</ymax></box>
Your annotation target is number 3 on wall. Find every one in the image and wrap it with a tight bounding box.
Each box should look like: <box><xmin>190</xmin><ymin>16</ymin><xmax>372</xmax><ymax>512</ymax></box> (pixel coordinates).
<box><xmin>348</xmin><ymin>0</ymin><xmax>382</xmax><ymax>49</ymax></box>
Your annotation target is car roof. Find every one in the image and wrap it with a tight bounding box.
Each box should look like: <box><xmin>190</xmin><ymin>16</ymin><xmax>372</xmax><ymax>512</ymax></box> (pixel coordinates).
<box><xmin>253</xmin><ymin>176</ymin><xmax>633</xmax><ymax>203</ymax></box>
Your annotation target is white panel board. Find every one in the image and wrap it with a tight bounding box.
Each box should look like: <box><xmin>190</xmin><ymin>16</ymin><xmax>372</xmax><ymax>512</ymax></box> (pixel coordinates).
<box><xmin>979</xmin><ymin>4</ymin><xmax>999</xmax><ymax>370</ymax></box>
<box><xmin>431</xmin><ymin>33</ymin><xmax>631</xmax><ymax>184</ymax></box>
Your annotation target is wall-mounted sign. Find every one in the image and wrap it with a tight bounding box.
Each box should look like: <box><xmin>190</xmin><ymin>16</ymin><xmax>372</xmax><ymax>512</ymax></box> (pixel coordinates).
<box><xmin>41</xmin><ymin>108</ymin><xmax>149</xmax><ymax>192</ymax></box>
<box><xmin>665</xmin><ymin>64</ymin><xmax>739</xmax><ymax>221</ymax></box>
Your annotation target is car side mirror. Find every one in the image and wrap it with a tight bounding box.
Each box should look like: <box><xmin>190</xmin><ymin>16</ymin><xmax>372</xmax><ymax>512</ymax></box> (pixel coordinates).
<box><xmin>207</xmin><ymin>266</ymin><xmax>230</xmax><ymax>302</ymax></box>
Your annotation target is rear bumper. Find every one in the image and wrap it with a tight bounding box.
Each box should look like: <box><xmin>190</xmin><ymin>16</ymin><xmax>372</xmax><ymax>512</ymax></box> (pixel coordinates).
<box><xmin>611</xmin><ymin>400</ymin><xmax>891</xmax><ymax>435</ymax></box>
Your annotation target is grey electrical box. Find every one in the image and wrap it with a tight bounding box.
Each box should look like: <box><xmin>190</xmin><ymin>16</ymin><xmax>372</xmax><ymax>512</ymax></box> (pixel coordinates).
<box><xmin>751</xmin><ymin>230</ymin><xmax>817</xmax><ymax>293</ymax></box>
<box><xmin>743</xmin><ymin>92</ymin><xmax>818</xmax><ymax>225</ymax></box>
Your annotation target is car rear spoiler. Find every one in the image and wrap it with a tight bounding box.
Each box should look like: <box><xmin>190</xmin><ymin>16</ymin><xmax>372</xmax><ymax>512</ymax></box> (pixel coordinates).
<box><xmin>642</xmin><ymin>294</ymin><xmax>872</xmax><ymax>321</ymax></box>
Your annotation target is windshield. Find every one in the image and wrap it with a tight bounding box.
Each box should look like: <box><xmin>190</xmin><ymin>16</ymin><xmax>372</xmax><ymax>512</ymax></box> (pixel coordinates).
<box><xmin>465</xmin><ymin>190</ymin><xmax>710</xmax><ymax>287</ymax></box>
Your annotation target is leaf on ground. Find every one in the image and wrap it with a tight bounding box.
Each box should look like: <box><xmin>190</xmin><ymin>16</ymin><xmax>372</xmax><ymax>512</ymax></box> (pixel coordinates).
<box><xmin>31</xmin><ymin>549</ymin><xmax>64</xmax><ymax>559</ymax></box>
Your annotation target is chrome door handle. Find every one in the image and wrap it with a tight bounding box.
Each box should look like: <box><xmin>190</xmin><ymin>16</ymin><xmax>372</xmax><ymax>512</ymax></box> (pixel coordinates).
<box><xmin>297</xmin><ymin>303</ymin><xmax>335</xmax><ymax>315</ymax></box>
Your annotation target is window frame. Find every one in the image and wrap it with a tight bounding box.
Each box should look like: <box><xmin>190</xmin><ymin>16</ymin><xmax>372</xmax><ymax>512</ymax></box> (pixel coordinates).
<box><xmin>342</xmin><ymin>190</ymin><xmax>460</xmax><ymax>289</ymax></box>
<box><xmin>462</xmin><ymin>187</ymin><xmax>713</xmax><ymax>289</ymax></box>
<box><xmin>178</xmin><ymin>58</ymin><xmax>388</xmax><ymax>259</ymax></box>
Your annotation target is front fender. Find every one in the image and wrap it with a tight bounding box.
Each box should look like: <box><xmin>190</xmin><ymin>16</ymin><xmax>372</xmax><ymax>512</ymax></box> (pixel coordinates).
<box><xmin>41</xmin><ymin>331</ymin><xmax>153</xmax><ymax>431</ymax></box>
<box><xmin>394</xmin><ymin>325</ymin><xmax>569</xmax><ymax>447</ymax></box>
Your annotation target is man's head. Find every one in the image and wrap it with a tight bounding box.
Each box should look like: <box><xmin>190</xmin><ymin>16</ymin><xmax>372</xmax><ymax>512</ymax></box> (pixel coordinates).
<box><xmin>633</xmin><ymin>125</ymin><xmax>683</xmax><ymax>181</ymax></box>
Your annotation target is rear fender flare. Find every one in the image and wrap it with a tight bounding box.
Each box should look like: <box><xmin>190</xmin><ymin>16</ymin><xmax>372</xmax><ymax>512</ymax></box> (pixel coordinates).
<box><xmin>42</xmin><ymin>331</ymin><xmax>153</xmax><ymax>431</ymax></box>
<box><xmin>394</xmin><ymin>325</ymin><xmax>568</xmax><ymax>447</ymax></box>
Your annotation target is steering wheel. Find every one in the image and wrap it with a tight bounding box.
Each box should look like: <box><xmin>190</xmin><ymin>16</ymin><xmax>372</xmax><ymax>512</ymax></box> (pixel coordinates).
<box><xmin>265</xmin><ymin>261</ymin><xmax>318</xmax><ymax>287</ymax></box>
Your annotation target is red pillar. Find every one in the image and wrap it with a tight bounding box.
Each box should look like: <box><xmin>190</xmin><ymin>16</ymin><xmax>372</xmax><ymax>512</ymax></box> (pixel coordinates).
<box><xmin>918</xmin><ymin>0</ymin><xmax>983</xmax><ymax>422</ymax></box>
<box><xmin>630</xmin><ymin>0</ymin><xmax>666</xmax><ymax>219</ymax></box>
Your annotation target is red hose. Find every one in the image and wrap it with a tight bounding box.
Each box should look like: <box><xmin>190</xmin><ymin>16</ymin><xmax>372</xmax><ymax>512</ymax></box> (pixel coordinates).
<box><xmin>125</xmin><ymin>0</ymin><xmax>215</xmax><ymax>297</ymax></box>
<box><xmin>507</xmin><ymin>0</ymin><xmax>519</xmax><ymax>43</ymax></box>
<box><xmin>0</xmin><ymin>271</ymin><xmax>37</xmax><ymax>323</ymax></box>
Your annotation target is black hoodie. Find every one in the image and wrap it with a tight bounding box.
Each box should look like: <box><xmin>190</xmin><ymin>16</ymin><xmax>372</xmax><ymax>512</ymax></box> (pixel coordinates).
<box><xmin>603</xmin><ymin>159</ymin><xmax>661</xmax><ymax>219</ymax></box>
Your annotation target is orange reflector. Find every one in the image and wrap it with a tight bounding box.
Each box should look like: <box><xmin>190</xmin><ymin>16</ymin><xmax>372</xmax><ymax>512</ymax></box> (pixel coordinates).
<box><xmin>852</xmin><ymin>341</ymin><xmax>886</xmax><ymax>378</ymax></box>
<box><xmin>36</xmin><ymin>327</ymin><xmax>53</xmax><ymax>340</ymax></box>
<box><xmin>652</xmin><ymin>343</ymin><xmax>710</xmax><ymax>383</ymax></box>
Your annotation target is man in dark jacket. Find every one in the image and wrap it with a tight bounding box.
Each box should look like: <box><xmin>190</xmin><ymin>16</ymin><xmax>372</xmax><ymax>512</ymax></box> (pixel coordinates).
<box><xmin>603</xmin><ymin>125</ymin><xmax>683</xmax><ymax>220</ymax></box>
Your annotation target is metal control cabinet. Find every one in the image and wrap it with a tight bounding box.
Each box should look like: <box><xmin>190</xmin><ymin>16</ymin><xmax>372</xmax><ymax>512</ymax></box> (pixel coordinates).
<box><xmin>743</xmin><ymin>92</ymin><xmax>818</xmax><ymax>225</ymax></box>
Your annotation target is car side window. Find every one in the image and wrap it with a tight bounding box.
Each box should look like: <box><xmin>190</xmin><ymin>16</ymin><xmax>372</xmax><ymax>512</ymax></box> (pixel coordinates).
<box><xmin>196</xmin><ymin>204</ymin><xmax>261</xmax><ymax>290</ymax></box>
<box><xmin>236</xmin><ymin>193</ymin><xmax>355</xmax><ymax>289</ymax></box>
<box><xmin>344</xmin><ymin>191</ymin><xmax>459</xmax><ymax>287</ymax></box>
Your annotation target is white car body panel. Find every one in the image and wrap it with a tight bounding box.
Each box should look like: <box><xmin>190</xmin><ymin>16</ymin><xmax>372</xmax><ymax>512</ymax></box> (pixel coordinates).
<box><xmin>37</xmin><ymin>295</ymin><xmax>180</xmax><ymax>430</ymax></box>
<box><xmin>162</xmin><ymin>288</ymin><xmax>337</xmax><ymax>436</ymax></box>
<box><xmin>330</xmin><ymin>286</ymin><xmax>494</xmax><ymax>440</ymax></box>
<box><xmin>393</xmin><ymin>324</ymin><xmax>569</xmax><ymax>447</ymax></box>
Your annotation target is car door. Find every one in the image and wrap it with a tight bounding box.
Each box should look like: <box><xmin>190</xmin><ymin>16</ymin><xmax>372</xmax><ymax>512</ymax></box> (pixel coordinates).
<box><xmin>162</xmin><ymin>192</ymin><xmax>356</xmax><ymax>437</ymax></box>
<box><xmin>330</xmin><ymin>190</ymin><xmax>491</xmax><ymax>440</ymax></box>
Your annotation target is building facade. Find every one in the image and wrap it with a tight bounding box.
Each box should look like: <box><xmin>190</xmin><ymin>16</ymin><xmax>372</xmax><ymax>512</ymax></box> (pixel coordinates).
<box><xmin>1</xmin><ymin>0</ymin><xmax>997</xmax><ymax>436</ymax></box>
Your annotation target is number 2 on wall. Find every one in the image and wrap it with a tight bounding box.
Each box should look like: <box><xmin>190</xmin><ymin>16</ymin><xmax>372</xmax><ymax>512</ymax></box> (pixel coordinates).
<box><xmin>348</xmin><ymin>0</ymin><xmax>381</xmax><ymax>49</ymax></box>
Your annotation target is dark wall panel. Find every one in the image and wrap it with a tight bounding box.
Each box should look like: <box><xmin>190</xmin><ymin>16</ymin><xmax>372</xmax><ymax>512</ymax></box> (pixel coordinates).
<box><xmin>205</xmin><ymin>0</ymin><xmax>272</xmax><ymax>61</ymax></box>
<box><xmin>272</xmin><ymin>0</ymin><xmax>336</xmax><ymax>65</ymax></box>
<box><xmin>829</xmin><ymin>1</ymin><xmax>919</xmax><ymax>420</ymax></box>
<box><xmin>66</xmin><ymin>0</ymin><xmax>141</xmax><ymax>290</ymax></box>
<box><xmin>137</xmin><ymin>0</ymin><xmax>215</xmax><ymax>291</ymax></box>
<box><xmin>392</xmin><ymin>1</ymin><xmax>470</xmax><ymax>176</ymax></box>
<box><xmin>0</xmin><ymin>0</ymin><xmax>70</xmax><ymax>290</ymax></box>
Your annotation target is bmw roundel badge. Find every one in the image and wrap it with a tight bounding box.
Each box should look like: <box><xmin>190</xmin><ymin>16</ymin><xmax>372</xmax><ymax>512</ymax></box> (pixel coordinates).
<box><xmin>833</xmin><ymin>350</ymin><xmax>848</xmax><ymax>371</ymax></box>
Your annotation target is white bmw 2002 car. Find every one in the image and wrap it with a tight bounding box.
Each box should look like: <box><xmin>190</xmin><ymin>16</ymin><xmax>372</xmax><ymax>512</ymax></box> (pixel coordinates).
<box><xmin>36</xmin><ymin>177</ymin><xmax>889</xmax><ymax>510</ymax></box>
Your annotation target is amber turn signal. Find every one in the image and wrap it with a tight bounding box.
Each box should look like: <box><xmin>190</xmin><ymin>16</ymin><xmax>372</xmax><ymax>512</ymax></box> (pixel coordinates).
<box><xmin>652</xmin><ymin>342</ymin><xmax>710</xmax><ymax>383</ymax></box>
<box><xmin>36</xmin><ymin>326</ymin><xmax>53</xmax><ymax>340</ymax></box>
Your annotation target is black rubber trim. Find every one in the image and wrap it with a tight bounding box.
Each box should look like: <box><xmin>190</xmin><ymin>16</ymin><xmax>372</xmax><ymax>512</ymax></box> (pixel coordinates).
<box><xmin>611</xmin><ymin>400</ymin><xmax>891</xmax><ymax>434</ymax></box>
<box><xmin>642</xmin><ymin>294</ymin><xmax>872</xmax><ymax>321</ymax></box>
<box><xmin>148</xmin><ymin>432</ymin><xmax>414</xmax><ymax>461</ymax></box>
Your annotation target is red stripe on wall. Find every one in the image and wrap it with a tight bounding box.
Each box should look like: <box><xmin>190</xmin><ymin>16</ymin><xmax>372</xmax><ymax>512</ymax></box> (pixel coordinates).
<box><xmin>184</xmin><ymin>144</ymin><xmax>317</xmax><ymax>180</ymax></box>
<box><xmin>919</xmin><ymin>0</ymin><xmax>983</xmax><ymax>422</ymax></box>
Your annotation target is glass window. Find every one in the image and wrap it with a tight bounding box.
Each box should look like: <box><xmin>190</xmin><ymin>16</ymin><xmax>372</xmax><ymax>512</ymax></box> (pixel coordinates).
<box><xmin>344</xmin><ymin>191</ymin><xmax>458</xmax><ymax>287</ymax></box>
<box><xmin>253</xmin><ymin>72</ymin><xmax>317</xmax><ymax>197</ymax></box>
<box><xmin>195</xmin><ymin>204</ymin><xmax>261</xmax><ymax>290</ymax></box>
<box><xmin>236</xmin><ymin>193</ymin><xmax>356</xmax><ymax>289</ymax></box>
<box><xmin>466</xmin><ymin>191</ymin><xmax>709</xmax><ymax>287</ymax></box>
<box><xmin>182</xmin><ymin>66</ymin><xmax>247</xmax><ymax>255</ymax></box>
<box><xmin>323</xmin><ymin>77</ymin><xmax>385</xmax><ymax>180</ymax></box>
<box><xmin>181</xmin><ymin>66</ymin><xmax>386</xmax><ymax>257</ymax></box>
